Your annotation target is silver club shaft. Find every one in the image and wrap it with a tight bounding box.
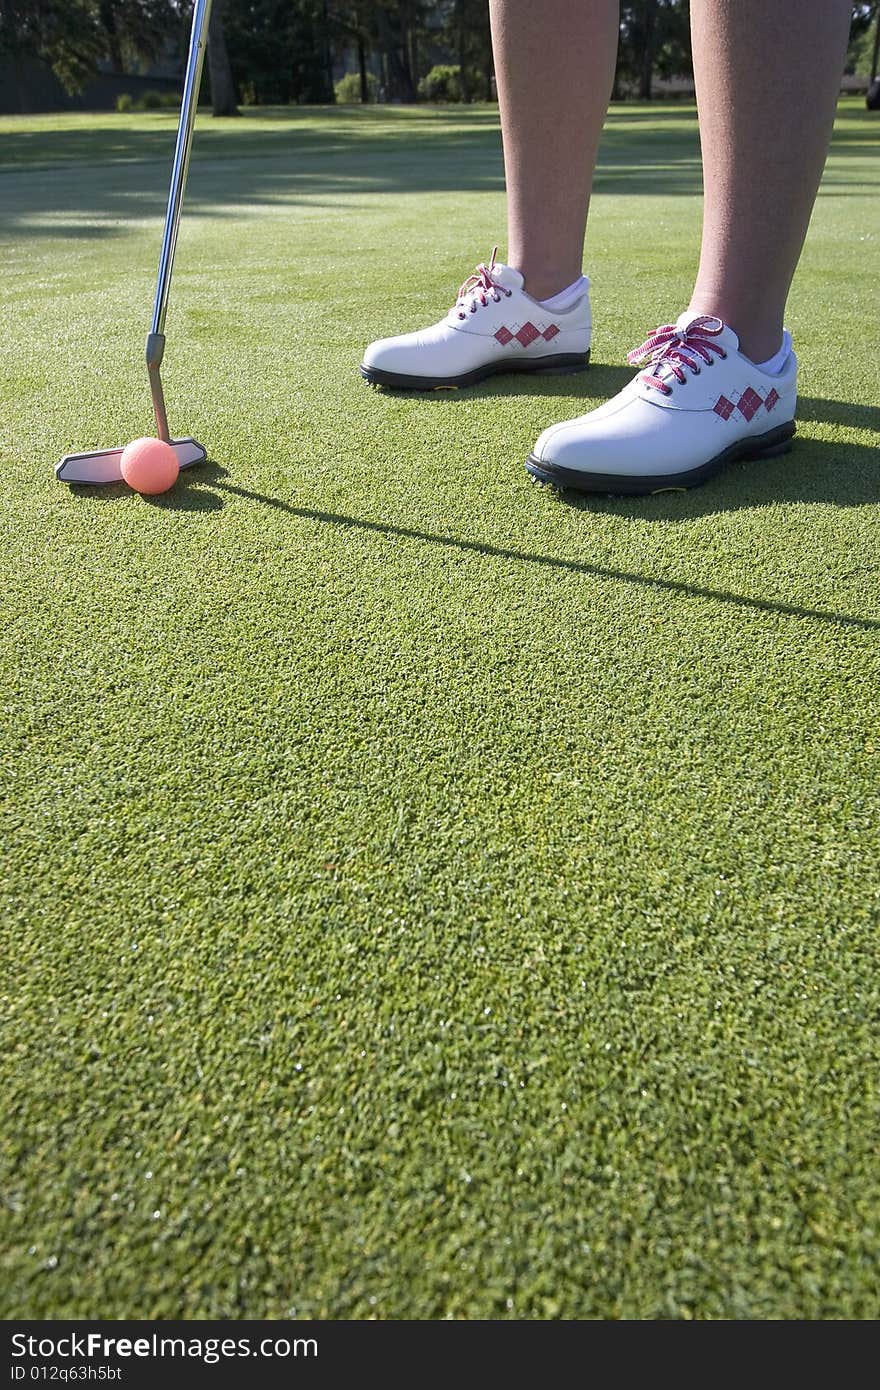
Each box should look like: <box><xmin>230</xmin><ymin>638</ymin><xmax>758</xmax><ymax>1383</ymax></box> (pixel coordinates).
<box><xmin>151</xmin><ymin>0</ymin><xmax>214</xmax><ymax>339</ymax></box>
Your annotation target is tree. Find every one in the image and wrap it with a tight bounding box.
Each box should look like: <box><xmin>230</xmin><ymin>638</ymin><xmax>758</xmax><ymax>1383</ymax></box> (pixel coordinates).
<box><xmin>223</xmin><ymin>0</ymin><xmax>334</xmax><ymax>104</ymax></box>
<box><xmin>207</xmin><ymin>0</ymin><xmax>239</xmax><ymax>114</ymax></box>
<box><xmin>436</xmin><ymin>0</ymin><xmax>493</xmax><ymax>102</ymax></box>
<box><xmin>373</xmin><ymin>2</ymin><xmax>417</xmax><ymax>101</ymax></box>
<box><xmin>0</xmin><ymin>0</ymin><xmax>105</xmax><ymax>93</ymax></box>
<box><xmin>639</xmin><ymin>0</ymin><xmax>657</xmax><ymax>100</ymax></box>
<box><xmin>616</xmin><ymin>0</ymin><xmax>691</xmax><ymax>100</ymax></box>
<box><xmin>96</xmin><ymin>0</ymin><xmax>173</xmax><ymax>75</ymax></box>
<box><xmin>847</xmin><ymin>3</ymin><xmax>880</xmax><ymax>76</ymax></box>
<box><xmin>0</xmin><ymin>0</ymin><xmax>177</xmax><ymax>97</ymax></box>
<box><xmin>450</xmin><ymin>0</ymin><xmax>492</xmax><ymax>101</ymax></box>
<box><xmin>328</xmin><ymin>3</ymin><xmax>374</xmax><ymax>102</ymax></box>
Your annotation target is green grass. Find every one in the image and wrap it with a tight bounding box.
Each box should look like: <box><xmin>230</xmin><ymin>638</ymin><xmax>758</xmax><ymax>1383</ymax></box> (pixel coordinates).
<box><xmin>1</xmin><ymin>99</ymin><xmax>878</xmax><ymax>1320</ymax></box>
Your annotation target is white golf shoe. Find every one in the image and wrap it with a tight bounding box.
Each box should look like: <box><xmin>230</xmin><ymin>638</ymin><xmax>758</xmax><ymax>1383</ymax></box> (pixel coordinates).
<box><xmin>361</xmin><ymin>250</ymin><xmax>591</xmax><ymax>390</ymax></box>
<box><xmin>526</xmin><ymin>314</ymin><xmax>797</xmax><ymax>495</ymax></box>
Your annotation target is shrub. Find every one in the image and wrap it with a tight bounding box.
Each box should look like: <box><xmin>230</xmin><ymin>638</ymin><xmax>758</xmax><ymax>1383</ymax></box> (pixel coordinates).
<box><xmin>140</xmin><ymin>89</ymin><xmax>163</xmax><ymax>110</ymax></box>
<box><xmin>115</xmin><ymin>93</ymin><xmax>134</xmax><ymax>113</ymax></box>
<box><xmin>159</xmin><ymin>91</ymin><xmax>180</xmax><ymax>108</ymax></box>
<box><xmin>418</xmin><ymin>64</ymin><xmax>462</xmax><ymax>103</ymax></box>
<box><xmin>334</xmin><ymin>71</ymin><xmax>378</xmax><ymax>104</ymax></box>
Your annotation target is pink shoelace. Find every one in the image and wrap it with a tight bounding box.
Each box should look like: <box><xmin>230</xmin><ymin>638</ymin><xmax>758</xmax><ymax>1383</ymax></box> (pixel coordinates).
<box><xmin>627</xmin><ymin>315</ymin><xmax>727</xmax><ymax>395</ymax></box>
<box><xmin>452</xmin><ymin>247</ymin><xmax>512</xmax><ymax>320</ymax></box>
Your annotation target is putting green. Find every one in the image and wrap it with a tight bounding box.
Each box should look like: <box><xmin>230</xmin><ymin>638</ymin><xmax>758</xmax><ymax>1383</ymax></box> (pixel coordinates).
<box><xmin>1</xmin><ymin>101</ymin><xmax>878</xmax><ymax>1319</ymax></box>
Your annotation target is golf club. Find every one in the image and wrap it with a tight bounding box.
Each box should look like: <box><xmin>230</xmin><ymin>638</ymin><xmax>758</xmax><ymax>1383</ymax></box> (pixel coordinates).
<box><xmin>56</xmin><ymin>0</ymin><xmax>214</xmax><ymax>484</ymax></box>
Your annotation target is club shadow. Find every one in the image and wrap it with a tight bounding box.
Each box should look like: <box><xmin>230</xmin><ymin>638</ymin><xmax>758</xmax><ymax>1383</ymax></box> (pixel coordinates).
<box><xmin>202</xmin><ymin>466</ymin><xmax>879</xmax><ymax>634</ymax></box>
<box><xmin>65</xmin><ymin>389</ymin><xmax>876</xmax><ymax>524</ymax></box>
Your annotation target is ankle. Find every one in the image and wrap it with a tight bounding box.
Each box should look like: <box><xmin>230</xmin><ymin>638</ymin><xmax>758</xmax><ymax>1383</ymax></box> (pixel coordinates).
<box><xmin>685</xmin><ymin>300</ymin><xmax>784</xmax><ymax>364</ymax></box>
<box><xmin>733</xmin><ymin>327</ymin><xmax>786</xmax><ymax>365</ymax></box>
<box><xmin>511</xmin><ymin>261</ymin><xmax>584</xmax><ymax>304</ymax></box>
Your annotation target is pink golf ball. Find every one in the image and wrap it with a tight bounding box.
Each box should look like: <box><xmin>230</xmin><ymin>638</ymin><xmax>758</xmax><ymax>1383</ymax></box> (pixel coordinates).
<box><xmin>120</xmin><ymin>437</ymin><xmax>179</xmax><ymax>495</ymax></box>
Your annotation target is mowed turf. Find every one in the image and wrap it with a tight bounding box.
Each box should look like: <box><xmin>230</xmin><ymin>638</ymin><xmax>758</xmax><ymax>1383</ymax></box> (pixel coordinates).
<box><xmin>1</xmin><ymin>100</ymin><xmax>878</xmax><ymax>1320</ymax></box>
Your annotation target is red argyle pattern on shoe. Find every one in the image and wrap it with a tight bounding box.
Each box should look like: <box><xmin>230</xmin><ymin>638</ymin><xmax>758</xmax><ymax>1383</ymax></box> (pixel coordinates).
<box><xmin>714</xmin><ymin>386</ymin><xmax>783</xmax><ymax>421</ymax></box>
<box><xmin>737</xmin><ymin>386</ymin><xmax>763</xmax><ymax>422</ymax></box>
<box><xmin>494</xmin><ymin>321</ymin><xmax>561</xmax><ymax>348</ymax></box>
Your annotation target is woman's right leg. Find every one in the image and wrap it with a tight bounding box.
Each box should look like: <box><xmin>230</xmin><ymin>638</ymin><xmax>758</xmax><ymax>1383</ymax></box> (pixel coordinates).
<box><xmin>361</xmin><ymin>0</ymin><xmax>617</xmax><ymax>389</ymax></box>
<box><xmin>490</xmin><ymin>0</ymin><xmax>620</xmax><ymax>302</ymax></box>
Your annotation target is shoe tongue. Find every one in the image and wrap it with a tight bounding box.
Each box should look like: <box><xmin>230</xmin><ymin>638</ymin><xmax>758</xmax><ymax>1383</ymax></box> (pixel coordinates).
<box><xmin>674</xmin><ymin>311</ymin><xmax>740</xmax><ymax>353</ymax></box>
<box><xmin>488</xmin><ymin>261</ymin><xmax>524</xmax><ymax>292</ymax></box>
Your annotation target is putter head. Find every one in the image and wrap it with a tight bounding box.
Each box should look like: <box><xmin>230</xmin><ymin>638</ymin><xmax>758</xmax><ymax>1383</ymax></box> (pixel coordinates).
<box><xmin>56</xmin><ymin>436</ymin><xmax>206</xmax><ymax>485</ymax></box>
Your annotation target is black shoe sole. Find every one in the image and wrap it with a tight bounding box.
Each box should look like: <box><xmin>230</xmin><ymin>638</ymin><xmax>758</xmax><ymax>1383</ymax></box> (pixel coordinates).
<box><xmin>525</xmin><ymin>420</ymin><xmax>797</xmax><ymax>497</ymax></box>
<box><xmin>360</xmin><ymin>351</ymin><xmax>590</xmax><ymax>392</ymax></box>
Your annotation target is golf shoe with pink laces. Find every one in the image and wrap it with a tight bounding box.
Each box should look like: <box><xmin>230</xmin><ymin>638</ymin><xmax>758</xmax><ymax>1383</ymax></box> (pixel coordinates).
<box><xmin>361</xmin><ymin>250</ymin><xmax>591</xmax><ymax>390</ymax></box>
<box><xmin>526</xmin><ymin>314</ymin><xmax>797</xmax><ymax>495</ymax></box>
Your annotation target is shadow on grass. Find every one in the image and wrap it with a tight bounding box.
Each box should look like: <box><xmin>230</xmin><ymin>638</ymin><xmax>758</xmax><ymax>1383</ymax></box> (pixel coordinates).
<box><xmin>552</xmin><ymin>435</ymin><xmax>878</xmax><ymax>522</ymax></box>
<box><xmin>10</xmin><ymin>152</ymin><xmax>871</xmax><ymax>242</ymax></box>
<box><xmin>118</xmin><ymin>428</ymin><xmax>877</xmax><ymax>633</ymax></box>
<box><xmin>70</xmin><ymin>473</ymin><xmax>225</xmax><ymax>511</ymax></box>
<box><xmin>540</xmin><ymin>392</ymin><xmax>880</xmax><ymax>520</ymax></box>
<box><xmin>6</xmin><ymin>104</ymin><xmax>874</xmax><ymax>243</ymax></box>
<box><xmin>67</xmin><ymin>384</ymin><xmax>879</xmax><ymax>502</ymax></box>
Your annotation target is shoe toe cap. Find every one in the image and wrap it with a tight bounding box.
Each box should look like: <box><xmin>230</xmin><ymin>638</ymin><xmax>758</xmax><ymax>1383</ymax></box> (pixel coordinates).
<box><xmin>532</xmin><ymin>417</ymin><xmax>602</xmax><ymax>469</ymax></box>
<box><xmin>361</xmin><ymin>333</ymin><xmax>417</xmax><ymax>373</ymax></box>
<box><xmin>532</xmin><ymin>396</ymin><xmax>683</xmax><ymax>477</ymax></box>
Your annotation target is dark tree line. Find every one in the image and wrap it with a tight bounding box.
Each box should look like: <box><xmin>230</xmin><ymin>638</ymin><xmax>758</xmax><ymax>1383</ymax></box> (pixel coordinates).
<box><xmin>617</xmin><ymin>0</ymin><xmax>691</xmax><ymax>101</ymax></box>
<box><xmin>2</xmin><ymin>1</ymin><xmax>877</xmax><ymax>112</ymax></box>
<box><xmin>211</xmin><ymin>0</ymin><xmax>687</xmax><ymax>108</ymax></box>
<box><xmin>0</xmin><ymin>0</ymin><xmax>173</xmax><ymax>92</ymax></box>
<box><xmin>214</xmin><ymin>1</ymin><xmax>495</xmax><ymax>107</ymax></box>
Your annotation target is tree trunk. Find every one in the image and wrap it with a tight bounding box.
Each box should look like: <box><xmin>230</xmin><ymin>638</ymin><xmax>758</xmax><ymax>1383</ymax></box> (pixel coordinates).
<box><xmin>13</xmin><ymin>54</ymin><xmax>28</xmax><ymax>114</ymax></box>
<box><xmin>375</xmin><ymin>5</ymin><xmax>416</xmax><ymax>102</ymax></box>
<box><xmin>207</xmin><ymin>0</ymin><xmax>239</xmax><ymax>116</ymax></box>
<box><xmin>399</xmin><ymin>2</ymin><xmax>416</xmax><ymax>99</ymax></box>
<box><xmin>409</xmin><ymin>28</ymin><xmax>419</xmax><ymax>89</ymax></box>
<box><xmin>456</xmin><ymin>2</ymin><xmax>470</xmax><ymax>103</ymax></box>
<box><xmin>639</xmin><ymin>0</ymin><xmax>657</xmax><ymax>101</ymax></box>
<box><xmin>98</xmin><ymin>0</ymin><xmax>124</xmax><ymax>74</ymax></box>
<box><xmin>321</xmin><ymin>0</ymin><xmax>334</xmax><ymax>101</ymax></box>
<box><xmin>357</xmin><ymin>32</ymin><xmax>369</xmax><ymax>102</ymax></box>
<box><xmin>872</xmin><ymin>7</ymin><xmax>880</xmax><ymax>82</ymax></box>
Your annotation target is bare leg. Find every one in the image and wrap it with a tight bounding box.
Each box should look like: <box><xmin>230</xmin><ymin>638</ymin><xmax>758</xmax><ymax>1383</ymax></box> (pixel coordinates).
<box><xmin>489</xmin><ymin>0</ymin><xmax>619</xmax><ymax>302</ymax></box>
<box><xmin>688</xmin><ymin>0</ymin><xmax>851</xmax><ymax>362</ymax></box>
